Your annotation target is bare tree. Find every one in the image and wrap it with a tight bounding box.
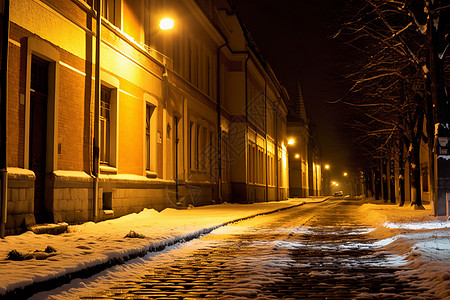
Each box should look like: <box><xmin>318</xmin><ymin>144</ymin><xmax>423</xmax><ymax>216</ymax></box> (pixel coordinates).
<box><xmin>335</xmin><ymin>0</ymin><xmax>440</xmax><ymax>209</ymax></box>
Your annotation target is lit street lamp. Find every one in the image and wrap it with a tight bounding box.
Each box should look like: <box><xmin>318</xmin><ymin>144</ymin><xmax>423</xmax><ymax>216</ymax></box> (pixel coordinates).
<box><xmin>323</xmin><ymin>163</ymin><xmax>331</xmax><ymax>196</ymax></box>
<box><xmin>159</xmin><ymin>18</ymin><xmax>174</xmax><ymax>30</ymax></box>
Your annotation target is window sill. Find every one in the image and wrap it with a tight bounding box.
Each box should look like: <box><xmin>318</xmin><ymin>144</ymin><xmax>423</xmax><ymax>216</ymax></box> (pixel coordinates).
<box><xmin>100</xmin><ymin>165</ymin><xmax>118</xmax><ymax>174</ymax></box>
<box><xmin>146</xmin><ymin>171</ymin><xmax>157</xmax><ymax>179</ymax></box>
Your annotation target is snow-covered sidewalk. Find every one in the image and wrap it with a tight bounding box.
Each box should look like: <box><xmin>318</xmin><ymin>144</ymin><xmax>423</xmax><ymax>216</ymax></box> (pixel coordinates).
<box><xmin>357</xmin><ymin>199</ymin><xmax>450</xmax><ymax>299</ymax></box>
<box><xmin>0</xmin><ymin>197</ymin><xmax>322</xmax><ymax>297</ymax></box>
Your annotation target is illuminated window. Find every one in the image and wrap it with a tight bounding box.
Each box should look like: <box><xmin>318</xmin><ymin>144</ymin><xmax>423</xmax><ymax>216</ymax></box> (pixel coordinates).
<box><xmin>94</xmin><ymin>0</ymin><xmax>121</xmax><ymax>27</ymax></box>
<box><xmin>100</xmin><ymin>86</ymin><xmax>111</xmax><ymax>164</ymax></box>
<box><xmin>188</xmin><ymin>40</ymin><xmax>192</xmax><ymax>82</ymax></box>
<box><xmin>189</xmin><ymin>122</ymin><xmax>194</xmax><ymax>169</ymax></box>
<box><xmin>196</xmin><ymin>124</ymin><xmax>201</xmax><ymax>170</ymax></box>
<box><xmin>99</xmin><ymin>82</ymin><xmax>118</xmax><ymax>169</ymax></box>
<box><xmin>145</xmin><ymin>104</ymin><xmax>155</xmax><ymax>170</ymax></box>
<box><xmin>209</xmin><ymin>131</ymin><xmax>213</xmax><ymax>176</ymax></box>
<box><xmin>206</xmin><ymin>57</ymin><xmax>211</xmax><ymax>96</ymax></box>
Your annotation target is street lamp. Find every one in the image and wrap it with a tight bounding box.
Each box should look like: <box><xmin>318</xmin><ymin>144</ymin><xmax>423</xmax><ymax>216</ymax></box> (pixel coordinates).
<box><xmin>295</xmin><ymin>154</ymin><xmax>300</xmax><ymax>159</ymax></box>
<box><xmin>159</xmin><ymin>18</ymin><xmax>174</xmax><ymax>30</ymax></box>
<box><xmin>323</xmin><ymin>164</ymin><xmax>331</xmax><ymax>196</ymax></box>
<box><xmin>343</xmin><ymin>172</ymin><xmax>348</xmax><ymax>177</ymax></box>
<box><xmin>288</xmin><ymin>138</ymin><xmax>295</xmax><ymax>145</ymax></box>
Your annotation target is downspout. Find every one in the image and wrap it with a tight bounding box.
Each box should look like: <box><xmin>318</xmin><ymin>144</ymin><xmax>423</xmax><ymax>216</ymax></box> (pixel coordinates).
<box><xmin>0</xmin><ymin>0</ymin><xmax>10</xmax><ymax>238</ymax></box>
<box><xmin>275</xmin><ymin>98</ymin><xmax>279</xmax><ymax>200</ymax></box>
<box><xmin>92</xmin><ymin>0</ymin><xmax>101</xmax><ymax>222</ymax></box>
<box><xmin>244</xmin><ymin>54</ymin><xmax>250</xmax><ymax>200</ymax></box>
<box><xmin>175</xmin><ymin>116</ymin><xmax>179</xmax><ymax>206</ymax></box>
<box><xmin>216</xmin><ymin>42</ymin><xmax>227</xmax><ymax>203</ymax></box>
<box><xmin>264</xmin><ymin>81</ymin><xmax>268</xmax><ymax>202</ymax></box>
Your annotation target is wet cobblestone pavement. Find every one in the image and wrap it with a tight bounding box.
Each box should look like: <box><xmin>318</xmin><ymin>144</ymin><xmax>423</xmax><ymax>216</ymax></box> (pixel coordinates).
<box><xmin>81</xmin><ymin>199</ymin><xmax>437</xmax><ymax>299</ymax></box>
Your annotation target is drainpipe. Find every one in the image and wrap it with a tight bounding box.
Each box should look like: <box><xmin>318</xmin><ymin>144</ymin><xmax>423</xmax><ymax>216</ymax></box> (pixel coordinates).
<box><xmin>264</xmin><ymin>80</ymin><xmax>268</xmax><ymax>202</ymax></box>
<box><xmin>175</xmin><ymin>116</ymin><xmax>179</xmax><ymax>205</ymax></box>
<box><xmin>275</xmin><ymin>98</ymin><xmax>280</xmax><ymax>200</ymax></box>
<box><xmin>216</xmin><ymin>42</ymin><xmax>227</xmax><ymax>203</ymax></box>
<box><xmin>92</xmin><ymin>0</ymin><xmax>101</xmax><ymax>222</ymax></box>
<box><xmin>0</xmin><ymin>0</ymin><xmax>10</xmax><ymax>238</ymax></box>
<box><xmin>244</xmin><ymin>54</ymin><xmax>250</xmax><ymax>202</ymax></box>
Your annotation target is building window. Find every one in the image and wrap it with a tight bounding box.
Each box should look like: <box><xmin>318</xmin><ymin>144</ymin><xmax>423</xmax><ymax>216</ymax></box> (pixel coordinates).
<box><xmin>100</xmin><ymin>86</ymin><xmax>112</xmax><ymax>164</ymax></box>
<box><xmin>94</xmin><ymin>0</ymin><xmax>120</xmax><ymax>27</ymax></box>
<box><xmin>209</xmin><ymin>131</ymin><xmax>213</xmax><ymax>176</ymax></box>
<box><xmin>189</xmin><ymin>121</ymin><xmax>194</xmax><ymax>169</ymax></box>
<box><xmin>194</xmin><ymin>44</ymin><xmax>199</xmax><ymax>87</ymax></box>
<box><xmin>188</xmin><ymin>40</ymin><xmax>192</xmax><ymax>83</ymax></box>
<box><xmin>173</xmin><ymin>36</ymin><xmax>180</xmax><ymax>73</ymax></box>
<box><xmin>196</xmin><ymin>124</ymin><xmax>201</xmax><ymax>170</ymax></box>
<box><xmin>145</xmin><ymin>104</ymin><xmax>155</xmax><ymax>170</ymax></box>
<box><xmin>206</xmin><ymin>57</ymin><xmax>211</xmax><ymax>96</ymax></box>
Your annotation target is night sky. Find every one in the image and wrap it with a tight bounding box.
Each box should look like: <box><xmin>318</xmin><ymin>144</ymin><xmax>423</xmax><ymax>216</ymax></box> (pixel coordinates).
<box><xmin>232</xmin><ymin>0</ymin><xmax>356</xmax><ymax>177</ymax></box>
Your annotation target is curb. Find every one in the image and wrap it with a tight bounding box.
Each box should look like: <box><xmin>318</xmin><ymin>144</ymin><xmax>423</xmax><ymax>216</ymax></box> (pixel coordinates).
<box><xmin>1</xmin><ymin>198</ymin><xmax>328</xmax><ymax>299</ymax></box>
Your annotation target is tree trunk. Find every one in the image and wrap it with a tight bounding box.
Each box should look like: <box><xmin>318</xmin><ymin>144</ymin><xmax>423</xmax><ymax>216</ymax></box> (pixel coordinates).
<box><xmin>410</xmin><ymin>139</ymin><xmax>425</xmax><ymax>209</ymax></box>
<box><xmin>399</xmin><ymin>139</ymin><xmax>406</xmax><ymax>206</ymax></box>
<box><xmin>381</xmin><ymin>159</ymin><xmax>388</xmax><ymax>202</ymax></box>
<box><xmin>390</xmin><ymin>159</ymin><xmax>396</xmax><ymax>203</ymax></box>
<box><xmin>375</xmin><ymin>168</ymin><xmax>381</xmax><ymax>200</ymax></box>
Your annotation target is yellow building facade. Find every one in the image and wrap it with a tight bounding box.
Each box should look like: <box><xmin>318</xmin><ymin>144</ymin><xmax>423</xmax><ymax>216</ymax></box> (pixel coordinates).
<box><xmin>1</xmin><ymin>0</ymin><xmax>290</xmax><ymax>234</ymax></box>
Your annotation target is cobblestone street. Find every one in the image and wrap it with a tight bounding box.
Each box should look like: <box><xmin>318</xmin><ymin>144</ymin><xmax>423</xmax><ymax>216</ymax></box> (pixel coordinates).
<box><xmin>77</xmin><ymin>198</ymin><xmax>436</xmax><ymax>299</ymax></box>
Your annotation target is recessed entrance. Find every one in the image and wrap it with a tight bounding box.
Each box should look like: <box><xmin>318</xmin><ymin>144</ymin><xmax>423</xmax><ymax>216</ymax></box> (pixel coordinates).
<box><xmin>30</xmin><ymin>55</ymin><xmax>49</xmax><ymax>223</ymax></box>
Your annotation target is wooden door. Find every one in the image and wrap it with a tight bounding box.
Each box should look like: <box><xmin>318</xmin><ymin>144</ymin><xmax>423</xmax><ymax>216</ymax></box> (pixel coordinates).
<box><xmin>30</xmin><ymin>56</ymin><xmax>49</xmax><ymax>223</ymax></box>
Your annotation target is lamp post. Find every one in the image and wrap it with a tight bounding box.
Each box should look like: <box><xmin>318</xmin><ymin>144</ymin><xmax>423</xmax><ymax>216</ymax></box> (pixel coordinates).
<box><xmin>323</xmin><ymin>164</ymin><xmax>330</xmax><ymax>196</ymax></box>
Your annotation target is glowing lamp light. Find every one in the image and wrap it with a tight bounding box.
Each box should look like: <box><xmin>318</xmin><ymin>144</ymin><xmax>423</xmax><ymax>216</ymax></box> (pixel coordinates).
<box><xmin>159</xmin><ymin>18</ymin><xmax>174</xmax><ymax>30</ymax></box>
<box><xmin>324</xmin><ymin>164</ymin><xmax>330</xmax><ymax>170</ymax></box>
<box><xmin>295</xmin><ymin>154</ymin><xmax>300</xmax><ymax>159</ymax></box>
<box><xmin>343</xmin><ymin>172</ymin><xmax>348</xmax><ymax>177</ymax></box>
<box><xmin>288</xmin><ymin>138</ymin><xmax>295</xmax><ymax>145</ymax></box>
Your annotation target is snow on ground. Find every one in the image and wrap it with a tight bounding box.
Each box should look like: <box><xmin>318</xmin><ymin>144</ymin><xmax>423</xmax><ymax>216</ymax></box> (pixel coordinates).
<box><xmin>0</xmin><ymin>198</ymin><xmax>312</xmax><ymax>296</ymax></box>
<box><xmin>0</xmin><ymin>197</ymin><xmax>449</xmax><ymax>299</ymax></box>
<box><xmin>359</xmin><ymin>199</ymin><xmax>450</xmax><ymax>299</ymax></box>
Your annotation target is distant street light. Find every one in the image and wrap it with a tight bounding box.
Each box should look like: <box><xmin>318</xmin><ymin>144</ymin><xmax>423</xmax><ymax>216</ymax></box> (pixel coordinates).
<box><xmin>159</xmin><ymin>18</ymin><xmax>174</xmax><ymax>30</ymax></box>
<box><xmin>295</xmin><ymin>154</ymin><xmax>300</xmax><ymax>159</ymax></box>
<box><xmin>288</xmin><ymin>138</ymin><xmax>295</xmax><ymax>145</ymax></box>
<box><xmin>343</xmin><ymin>172</ymin><xmax>348</xmax><ymax>177</ymax></box>
<box><xmin>324</xmin><ymin>164</ymin><xmax>330</xmax><ymax>170</ymax></box>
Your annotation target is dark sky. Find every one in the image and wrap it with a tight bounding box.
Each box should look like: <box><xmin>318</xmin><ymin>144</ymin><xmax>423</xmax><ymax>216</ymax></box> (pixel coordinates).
<box><xmin>232</xmin><ymin>0</ymin><xmax>355</xmax><ymax>176</ymax></box>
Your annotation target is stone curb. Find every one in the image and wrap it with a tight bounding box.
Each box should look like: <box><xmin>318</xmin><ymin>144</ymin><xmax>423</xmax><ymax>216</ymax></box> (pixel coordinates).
<box><xmin>1</xmin><ymin>198</ymin><xmax>329</xmax><ymax>299</ymax></box>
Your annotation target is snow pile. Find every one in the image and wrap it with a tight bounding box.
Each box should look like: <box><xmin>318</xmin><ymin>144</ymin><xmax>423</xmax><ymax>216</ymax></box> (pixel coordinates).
<box><xmin>357</xmin><ymin>201</ymin><xmax>450</xmax><ymax>300</ymax></box>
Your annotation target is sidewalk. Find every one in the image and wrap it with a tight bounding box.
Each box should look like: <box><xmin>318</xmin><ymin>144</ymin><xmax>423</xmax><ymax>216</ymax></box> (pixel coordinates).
<box><xmin>0</xmin><ymin>197</ymin><xmax>327</xmax><ymax>298</ymax></box>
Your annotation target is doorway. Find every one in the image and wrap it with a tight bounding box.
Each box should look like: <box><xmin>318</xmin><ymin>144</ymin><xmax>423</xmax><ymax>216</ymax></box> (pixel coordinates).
<box><xmin>30</xmin><ymin>55</ymin><xmax>49</xmax><ymax>223</ymax></box>
<box><xmin>174</xmin><ymin>116</ymin><xmax>180</xmax><ymax>205</ymax></box>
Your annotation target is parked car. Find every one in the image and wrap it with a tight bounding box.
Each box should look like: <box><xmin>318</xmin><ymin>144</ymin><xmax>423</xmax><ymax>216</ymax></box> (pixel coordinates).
<box><xmin>334</xmin><ymin>191</ymin><xmax>343</xmax><ymax>197</ymax></box>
